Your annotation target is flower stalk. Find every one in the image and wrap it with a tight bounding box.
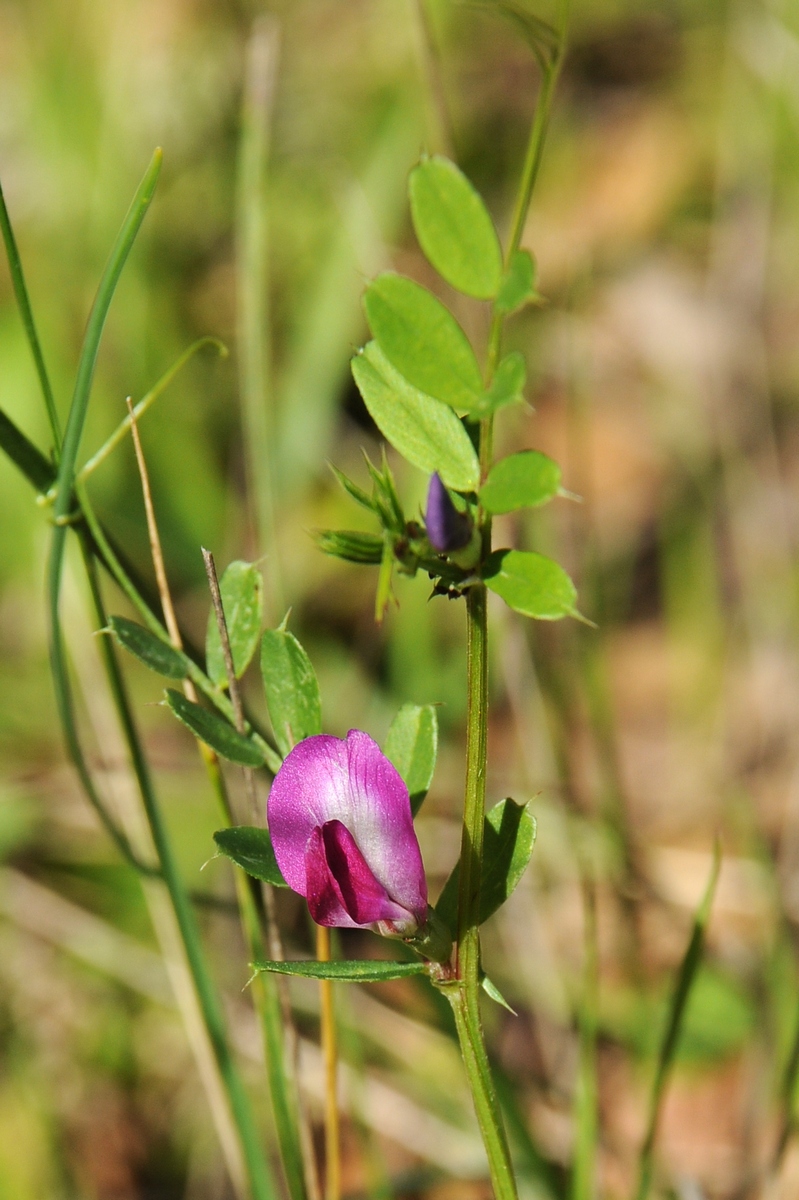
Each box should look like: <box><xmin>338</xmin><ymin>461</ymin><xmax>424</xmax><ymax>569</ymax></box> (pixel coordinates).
<box><xmin>450</xmin><ymin>12</ymin><xmax>571</xmax><ymax>1196</ymax></box>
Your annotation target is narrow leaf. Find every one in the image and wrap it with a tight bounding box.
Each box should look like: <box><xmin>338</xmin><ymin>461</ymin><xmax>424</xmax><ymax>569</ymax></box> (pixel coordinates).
<box><xmin>213</xmin><ymin>826</ymin><xmax>287</xmax><ymax>887</ymax></box>
<box><xmin>436</xmin><ymin>799</ymin><xmax>537</xmax><ymax>933</ymax></box>
<box><xmin>251</xmin><ymin>959</ymin><xmax>428</xmax><ymax>982</ymax></box>
<box><xmin>483</xmin><ymin>549</ymin><xmax>577</xmax><ymax>620</ymax></box>
<box><xmin>482</xmin><ymin>975</ymin><xmax>517</xmax><ymax>1014</ymax></box>
<box><xmin>496</xmin><ymin>249</ymin><xmax>540</xmax><ymax>314</ymax></box>
<box><xmin>384</xmin><ymin>703</ymin><xmax>438</xmax><ymax>815</ymax></box>
<box><xmin>313</xmin><ymin>529</ymin><xmax>385</xmax><ymax>564</ymax></box>
<box><xmin>108</xmin><ymin>615</ymin><xmax>188</xmax><ymax>680</ymax></box>
<box><xmin>352</xmin><ymin>342</ymin><xmax>480</xmax><ymax>493</ymax></box>
<box><xmin>164</xmin><ymin>689</ymin><xmax>266</xmax><ymax>767</ymax></box>
<box><xmin>480</xmin><ymin>450</ymin><xmax>562</xmax><ymax>515</ymax></box>
<box><xmin>329</xmin><ymin>463</ymin><xmax>375</xmax><ymax>513</ymax></box>
<box><xmin>363</xmin><ymin>273</ymin><xmax>483</xmax><ymax>411</ymax></box>
<box><xmin>0</xmin><ymin>408</ymin><xmax>56</xmax><ymax>493</ymax></box>
<box><xmin>260</xmin><ymin>628</ymin><xmax>322</xmax><ymax>756</ymax></box>
<box><xmin>409</xmin><ymin>156</ymin><xmax>502</xmax><ymax>299</ymax></box>
<box><xmin>206</xmin><ymin>560</ymin><xmax>263</xmax><ymax>688</ymax></box>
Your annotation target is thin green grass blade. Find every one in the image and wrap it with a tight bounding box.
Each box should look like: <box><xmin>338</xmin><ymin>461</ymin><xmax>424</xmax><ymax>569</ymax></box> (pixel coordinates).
<box><xmin>634</xmin><ymin>843</ymin><xmax>721</xmax><ymax>1200</ymax></box>
<box><xmin>0</xmin><ymin>176</ymin><xmax>61</xmax><ymax>447</ymax></box>
<box><xmin>47</xmin><ymin>150</ymin><xmax>163</xmax><ymax>888</ymax></box>
<box><xmin>236</xmin><ymin>17</ymin><xmax>283</xmax><ymax>617</ymax></box>
<box><xmin>77</xmin><ymin>337</ymin><xmax>227</xmax><ymax>483</ymax></box>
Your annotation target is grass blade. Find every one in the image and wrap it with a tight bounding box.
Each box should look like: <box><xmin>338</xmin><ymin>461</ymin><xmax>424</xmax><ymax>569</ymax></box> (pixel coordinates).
<box><xmin>236</xmin><ymin>17</ymin><xmax>283</xmax><ymax>615</ymax></box>
<box><xmin>634</xmin><ymin>843</ymin><xmax>721</xmax><ymax>1200</ymax></box>
<box><xmin>77</xmin><ymin>336</ymin><xmax>227</xmax><ymax>483</ymax></box>
<box><xmin>0</xmin><ymin>176</ymin><xmax>61</xmax><ymax>447</ymax></box>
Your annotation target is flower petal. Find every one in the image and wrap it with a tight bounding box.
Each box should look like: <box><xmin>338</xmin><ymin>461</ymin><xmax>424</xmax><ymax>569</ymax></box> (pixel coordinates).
<box><xmin>321</xmin><ymin>820</ymin><xmax>414</xmax><ymax>927</ymax></box>
<box><xmin>304</xmin><ymin>826</ymin><xmax>359</xmax><ymax>928</ymax></box>
<box><xmin>267</xmin><ymin>730</ymin><xmax>427</xmax><ymax>923</ymax></box>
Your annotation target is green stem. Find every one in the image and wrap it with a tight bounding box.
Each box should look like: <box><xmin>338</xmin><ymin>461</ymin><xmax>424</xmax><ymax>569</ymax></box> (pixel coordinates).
<box><xmin>447</xmin><ymin>987</ymin><xmax>517</xmax><ymax>1200</ymax></box>
<box><xmin>451</xmin><ymin>18</ymin><xmax>572</xmax><ymax>1196</ymax></box>
<box><xmin>452</xmin><ymin>584</ymin><xmax>517</xmax><ymax>1200</ymax></box>
<box><xmin>505</xmin><ymin>5</ymin><xmax>571</xmax><ymax>267</ymax></box>
<box><xmin>81</xmin><ymin>540</ymin><xmax>276</xmax><ymax>1200</ymax></box>
<box><xmin>456</xmin><ymin>584</ymin><xmax>489</xmax><ymax>988</ymax></box>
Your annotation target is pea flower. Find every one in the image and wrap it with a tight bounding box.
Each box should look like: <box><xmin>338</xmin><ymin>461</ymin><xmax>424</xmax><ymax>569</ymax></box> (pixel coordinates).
<box><xmin>267</xmin><ymin>730</ymin><xmax>428</xmax><ymax>937</ymax></box>
<box><xmin>425</xmin><ymin>472</ymin><xmax>472</xmax><ymax>553</ymax></box>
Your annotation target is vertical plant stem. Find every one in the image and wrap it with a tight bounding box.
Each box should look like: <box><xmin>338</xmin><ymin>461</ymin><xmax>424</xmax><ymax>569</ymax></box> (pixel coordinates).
<box><xmin>317</xmin><ymin>925</ymin><xmax>341</xmax><ymax>1200</ymax></box>
<box><xmin>451</xmin><ymin>17</ymin><xmax>572</xmax><ymax>1196</ymax></box>
<box><xmin>237</xmin><ymin>17</ymin><xmax>284</xmax><ymax>614</ymax></box>
<box><xmin>454</xmin><ymin>583</ymin><xmax>517</xmax><ymax>1200</ymax></box>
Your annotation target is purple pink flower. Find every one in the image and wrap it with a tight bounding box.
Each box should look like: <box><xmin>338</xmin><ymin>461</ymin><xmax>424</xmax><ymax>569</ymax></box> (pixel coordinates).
<box><xmin>267</xmin><ymin>730</ymin><xmax>428</xmax><ymax>936</ymax></box>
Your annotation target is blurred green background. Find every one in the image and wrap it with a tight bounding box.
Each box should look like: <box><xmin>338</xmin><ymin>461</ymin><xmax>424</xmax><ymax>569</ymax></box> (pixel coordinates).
<box><xmin>3</xmin><ymin>0</ymin><xmax>799</xmax><ymax>1196</ymax></box>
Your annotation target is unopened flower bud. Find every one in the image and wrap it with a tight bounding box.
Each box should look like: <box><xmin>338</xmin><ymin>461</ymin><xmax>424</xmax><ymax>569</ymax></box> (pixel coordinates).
<box><xmin>425</xmin><ymin>474</ymin><xmax>472</xmax><ymax>553</ymax></box>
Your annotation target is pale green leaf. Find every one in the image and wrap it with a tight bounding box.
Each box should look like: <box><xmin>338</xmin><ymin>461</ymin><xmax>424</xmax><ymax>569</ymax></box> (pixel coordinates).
<box><xmin>213</xmin><ymin>826</ymin><xmax>287</xmax><ymax>887</ymax></box>
<box><xmin>496</xmin><ymin>249</ymin><xmax>540</xmax><ymax>314</ymax></box>
<box><xmin>436</xmin><ymin>798</ymin><xmax>537</xmax><ymax>932</ymax></box>
<box><xmin>478</xmin><ymin>350</ymin><xmax>527</xmax><ymax>415</ymax></box>
<box><xmin>409</xmin><ymin>155</ymin><xmax>502</xmax><ymax>299</ymax></box>
<box><xmin>351</xmin><ymin>342</ymin><xmax>480</xmax><ymax>492</ymax></box>
<box><xmin>479</xmin><ymin>450</ymin><xmax>561</xmax><ymax>515</ymax></box>
<box><xmin>384</xmin><ymin>703</ymin><xmax>438</xmax><ymax>815</ymax></box>
<box><xmin>260</xmin><ymin>628</ymin><xmax>322</xmax><ymax>756</ymax></box>
<box><xmin>363</xmin><ymin>273</ymin><xmax>483</xmax><ymax>411</ymax></box>
<box><xmin>164</xmin><ymin>689</ymin><xmax>266</xmax><ymax>767</ymax></box>
<box><xmin>108</xmin><ymin>616</ymin><xmax>188</xmax><ymax>680</ymax></box>
<box><xmin>483</xmin><ymin>549</ymin><xmax>577</xmax><ymax>620</ymax></box>
<box><xmin>206</xmin><ymin>561</ymin><xmax>263</xmax><ymax>688</ymax></box>
<box><xmin>252</xmin><ymin>959</ymin><xmax>428</xmax><ymax>982</ymax></box>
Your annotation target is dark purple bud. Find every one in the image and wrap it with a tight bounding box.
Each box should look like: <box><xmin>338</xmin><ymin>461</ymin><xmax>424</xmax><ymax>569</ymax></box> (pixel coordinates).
<box><xmin>425</xmin><ymin>473</ymin><xmax>472</xmax><ymax>553</ymax></box>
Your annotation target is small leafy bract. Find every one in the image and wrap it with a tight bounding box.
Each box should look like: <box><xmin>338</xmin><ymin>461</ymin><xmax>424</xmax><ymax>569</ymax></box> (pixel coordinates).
<box><xmin>206</xmin><ymin>560</ymin><xmax>263</xmax><ymax>688</ymax></box>
<box><xmin>213</xmin><ymin>826</ymin><xmax>287</xmax><ymax>887</ymax></box>
<box><xmin>260</xmin><ymin>628</ymin><xmax>322</xmax><ymax>756</ymax></box>
<box><xmin>108</xmin><ymin>615</ymin><xmax>188</xmax><ymax>680</ymax></box>
<box><xmin>480</xmin><ymin>450</ymin><xmax>561</xmax><ymax>515</ymax></box>
<box><xmin>479</xmin><ymin>351</ymin><xmax>527</xmax><ymax>415</ymax></box>
<box><xmin>351</xmin><ymin>342</ymin><xmax>480</xmax><ymax>492</ymax></box>
<box><xmin>363</xmin><ymin>273</ymin><xmax>483</xmax><ymax>412</ymax></box>
<box><xmin>496</xmin><ymin>249</ymin><xmax>540</xmax><ymax>314</ymax></box>
<box><xmin>483</xmin><ymin>549</ymin><xmax>577</xmax><ymax>620</ymax></box>
<box><xmin>164</xmin><ymin>689</ymin><xmax>266</xmax><ymax>767</ymax></box>
<box><xmin>251</xmin><ymin>959</ymin><xmax>428</xmax><ymax>982</ymax></box>
<box><xmin>436</xmin><ymin>798</ymin><xmax>537</xmax><ymax>933</ymax></box>
<box><xmin>384</xmin><ymin>703</ymin><xmax>438</xmax><ymax>815</ymax></box>
<box><xmin>314</xmin><ymin>530</ymin><xmax>384</xmax><ymax>564</ymax></box>
<box><xmin>409</xmin><ymin>156</ymin><xmax>503</xmax><ymax>299</ymax></box>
